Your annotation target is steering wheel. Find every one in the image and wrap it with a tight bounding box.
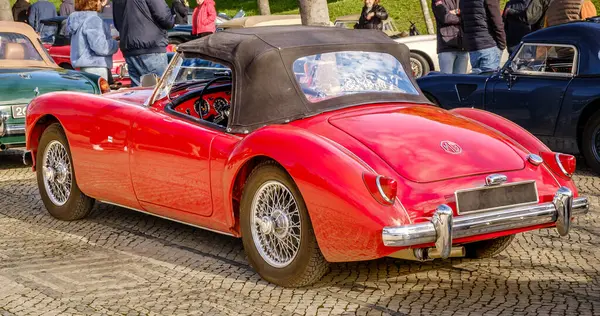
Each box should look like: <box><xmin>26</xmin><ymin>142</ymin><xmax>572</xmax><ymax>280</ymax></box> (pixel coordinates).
<box><xmin>196</xmin><ymin>76</ymin><xmax>232</xmax><ymax>120</ymax></box>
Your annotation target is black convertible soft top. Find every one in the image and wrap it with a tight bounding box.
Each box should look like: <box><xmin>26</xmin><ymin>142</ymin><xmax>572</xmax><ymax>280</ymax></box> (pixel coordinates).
<box><xmin>177</xmin><ymin>26</ymin><xmax>429</xmax><ymax>133</ymax></box>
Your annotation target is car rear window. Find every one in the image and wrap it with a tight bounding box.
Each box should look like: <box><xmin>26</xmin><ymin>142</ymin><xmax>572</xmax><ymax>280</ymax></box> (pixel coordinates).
<box><xmin>292</xmin><ymin>51</ymin><xmax>418</xmax><ymax>102</ymax></box>
<box><xmin>0</xmin><ymin>32</ymin><xmax>43</xmax><ymax>61</ymax></box>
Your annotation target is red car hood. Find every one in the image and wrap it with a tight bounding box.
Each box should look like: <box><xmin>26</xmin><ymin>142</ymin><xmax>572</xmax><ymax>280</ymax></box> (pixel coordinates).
<box><xmin>329</xmin><ymin>105</ymin><xmax>525</xmax><ymax>183</ymax></box>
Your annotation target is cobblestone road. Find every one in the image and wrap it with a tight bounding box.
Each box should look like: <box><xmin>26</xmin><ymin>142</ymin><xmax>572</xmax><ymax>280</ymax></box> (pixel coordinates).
<box><xmin>0</xmin><ymin>149</ymin><xmax>599</xmax><ymax>316</ymax></box>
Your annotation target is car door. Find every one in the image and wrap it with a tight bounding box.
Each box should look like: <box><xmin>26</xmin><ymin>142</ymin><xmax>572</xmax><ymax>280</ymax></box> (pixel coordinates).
<box><xmin>129</xmin><ymin>108</ymin><xmax>219</xmax><ymax>217</ymax></box>
<box><xmin>484</xmin><ymin>43</ymin><xmax>576</xmax><ymax>136</ymax></box>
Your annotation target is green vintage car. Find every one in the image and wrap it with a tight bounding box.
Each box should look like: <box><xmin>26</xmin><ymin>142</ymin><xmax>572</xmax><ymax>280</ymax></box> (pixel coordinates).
<box><xmin>0</xmin><ymin>21</ymin><xmax>108</xmax><ymax>151</ymax></box>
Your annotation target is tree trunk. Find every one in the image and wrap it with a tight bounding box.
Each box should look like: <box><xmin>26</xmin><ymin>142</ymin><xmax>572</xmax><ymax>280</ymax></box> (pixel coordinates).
<box><xmin>297</xmin><ymin>0</ymin><xmax>330</xmax><ymax>26</ymax></box>
<box><xmin>0</xmin><ymin>0</ymin><xmax>13</xmax><ymax>22</ymax></box>
<box><xmin>419</xmin><ymin>0</ymin><xmax>435</xmax><ymax>35</ymax></box>
<box><xmin>258</xmin><ymin>0</ymin><xmax>271</xmax><ymax>15</ymax></box>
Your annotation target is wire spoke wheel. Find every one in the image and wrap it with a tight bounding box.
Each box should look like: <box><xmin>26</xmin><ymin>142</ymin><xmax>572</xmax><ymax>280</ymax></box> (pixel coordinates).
<box><xmin>250</xmin><ymin>180</ymin><xmax>301</xmax><ymax>268</ymax></box>
<box><xmin>42</xmin><ymin>140</ymin><xmax>72</xmax><ymax>206</ymax></box>
<box><xmin>411</xmin><ymin>58</ymin><xmax>422</xmax><ymax>78</ymax></box>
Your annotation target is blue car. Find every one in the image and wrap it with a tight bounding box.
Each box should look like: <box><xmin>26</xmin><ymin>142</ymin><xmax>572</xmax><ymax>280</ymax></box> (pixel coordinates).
<box><xmin>417</xmin><ymin>19</ymin><xmax>600</xmax><ymax>173</ymax></box>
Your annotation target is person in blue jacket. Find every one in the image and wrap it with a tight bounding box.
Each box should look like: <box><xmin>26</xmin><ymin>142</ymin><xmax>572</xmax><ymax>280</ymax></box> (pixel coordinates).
<box><xmin>67</xmin><ymin>0</ymin><xmax>119</xmax><ymax>81</ymax></box>
<box><xmin>28</xmin><ymin>0</ymin><xmax>57</xmax><ymax>35</ymax></box>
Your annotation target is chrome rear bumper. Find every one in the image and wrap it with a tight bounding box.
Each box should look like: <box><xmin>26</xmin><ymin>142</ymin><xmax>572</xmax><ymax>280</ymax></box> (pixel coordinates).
<box><xmin>382</xmin><ymin>187</ymin><xmax>588</xmax><ymax>259</ymax></box>
<box><xmin>0</xmin><ymin>111</ymin><xmax>25</xmax><ymax>137</ymax></box>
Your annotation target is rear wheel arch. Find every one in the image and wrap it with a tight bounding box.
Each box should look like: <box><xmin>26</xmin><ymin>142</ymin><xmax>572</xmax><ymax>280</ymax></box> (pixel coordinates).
<box><xmin>230</xmin><ymin>155</ymin><xmax>278</xmax><ymax>233</ymax></box>
<box><xmin>29</xmin><ymin>114</ymin><xmax>62</xmax><ymax>169</ymax></box>
<box><xmin>576</xmin><ymin>98</ymin><xmax>600</xmax><ymax>151</ymax></box>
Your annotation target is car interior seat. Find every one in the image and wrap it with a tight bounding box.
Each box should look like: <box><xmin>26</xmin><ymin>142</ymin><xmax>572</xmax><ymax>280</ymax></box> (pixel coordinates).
<box><xmin>4</xmin><ymin>43</ymin><xmax>26</xmax><ymax>60</ymax></box>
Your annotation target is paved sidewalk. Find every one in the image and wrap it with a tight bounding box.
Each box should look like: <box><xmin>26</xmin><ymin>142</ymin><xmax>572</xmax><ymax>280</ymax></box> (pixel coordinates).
<box><xmin>0</xmin><ymin>149</ymin><xmax>599</xmax><ymax>315</ymax></box>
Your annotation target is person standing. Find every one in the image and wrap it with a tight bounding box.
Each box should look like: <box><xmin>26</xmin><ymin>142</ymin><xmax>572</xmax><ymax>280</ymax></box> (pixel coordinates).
<box><xmin>11</xmin><ymin>0</ymin><xmax>30</xmax><ymax>23</ymax></box>
<box><xmin>28</xmin><ymin>0</ymin><xmax>57</xmax><ymax>34</ymax></box>
<box><xmin>59</xmin><ymin>0</ymin><xmax>75</xmax><ymax>16</ymax></box>
<box><xmin>192</xmin><ymin>0</ymin><xmax>216</xmax><ymax>37</ymax></box>
<box><xmin>432</xmin><ymin>0</ymin><xmax>468</xmax><ymax>74</ymax></box>
<box><xmin>545</xmin><ymin>0</ymin><xmax>597</xmax><ymax>27</ymax></box>
<box><xmin>503</xmin><ymin>0</ymin><xmax>532</xmax><ymax>54</ymax></box>
<box><xmin>172</xmin><ymin>0</ymin><xmax>188</xmax><ymax>25</ymax></box>
<box><xmin>67</xmin><ymin>0</ymin><xmax>118</xmax><ymax>81</ymax></box>
<box><xmin>459</xmin><ymin>0</ymin><xmax>506</xmax><ymax>74</ymax></box>
<box><xmin>113</xmin><ymin>0</ymin><xmax>174</xmax><ymax>87</ymax></box>
<box><xmin>354</xmin><ymin>0</ymin><xmax>389</xmax><ymax>30</ymax></box>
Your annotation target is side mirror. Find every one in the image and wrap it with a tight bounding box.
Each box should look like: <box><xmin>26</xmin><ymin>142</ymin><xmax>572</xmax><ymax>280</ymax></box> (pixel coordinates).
<box><xmin>140</xmin><ymin>74</ymin><xmax>158</xmax><ymax>88</ymax></box>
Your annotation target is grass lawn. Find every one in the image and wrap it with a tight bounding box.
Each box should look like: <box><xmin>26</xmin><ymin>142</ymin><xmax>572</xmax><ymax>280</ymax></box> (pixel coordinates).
<box><xmin>12</xmin><ymin>0</ymin><xmax>600</xmax><ymax>35</ymax></box>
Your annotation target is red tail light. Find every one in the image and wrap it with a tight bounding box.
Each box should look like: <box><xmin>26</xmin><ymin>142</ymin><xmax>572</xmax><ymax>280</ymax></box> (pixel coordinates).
<box><xmin>540</xmin><ymin>152</ymin><xmax>576</xmax><ymax>178</ymax></box>
<box><xmin>363</xmin><ymin>173</ymin><xmax>397</xmax><ymax>205</ymax></box>
<box><xmin>555</xmin><ymin>153</ymin><xmax>576</xmax><ymax>177</ymax></box>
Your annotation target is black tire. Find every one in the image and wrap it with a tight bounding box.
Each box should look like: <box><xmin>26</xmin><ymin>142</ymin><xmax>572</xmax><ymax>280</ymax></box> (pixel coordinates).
<box><xmin>581</xmin><ymin>111</ymin><xmax>600</xmax><ymax>174</ymax></box>
<box><xmin>36</xmin><ymin>123</ymin><xmax>94</xmax><ymax>221</ymax></box>
<box><xmin>410</xmin><ymin>52</ymin><xmax>430</xmax><ymax>78</ymax></box>
<box><xmin>240</xmin><ymin>161</ymin><xmax>329</xmax><ymax>287</ymax></box>
<box><xmin>464</xmin><ymin>235</ymin><xmax>515</xmax><ymax>259</ymax></box>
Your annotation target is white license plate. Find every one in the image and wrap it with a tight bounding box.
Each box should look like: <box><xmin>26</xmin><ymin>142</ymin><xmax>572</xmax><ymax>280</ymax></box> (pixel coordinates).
<box><xmin>11</xmin><ymin>105</ymin><xmax>27</xmax><ymax>118</ymax></box>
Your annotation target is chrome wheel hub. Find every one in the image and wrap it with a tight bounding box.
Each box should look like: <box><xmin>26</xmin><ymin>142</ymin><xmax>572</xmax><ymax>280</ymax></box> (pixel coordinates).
<box><xmin>250</xmin><ymin>180</ymin><xmax>301</xmax><ymax>268</ymax></box>
<box><xmin>42</xmin><ymin>140</ymin><xmax>72</xmax><ymax>206</ymax></box>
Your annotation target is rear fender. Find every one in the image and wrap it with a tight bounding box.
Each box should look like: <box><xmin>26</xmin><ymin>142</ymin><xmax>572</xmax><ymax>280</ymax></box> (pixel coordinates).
<box><xmin>223</xmin><ymin>125</ymin><xmax>411</xmax><ymax>262</ymax></box>
<box><xmin>451</xmin><ymin>108</ymin><xmax>577</xmax><ymax>191</ymax></box>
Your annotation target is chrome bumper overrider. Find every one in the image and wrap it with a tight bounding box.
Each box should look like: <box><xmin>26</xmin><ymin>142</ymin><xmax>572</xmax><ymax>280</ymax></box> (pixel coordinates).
<box><xmin>382</xmin><ymin>187</ymin><xmax>588</xmax><ymax>259</ymax></box>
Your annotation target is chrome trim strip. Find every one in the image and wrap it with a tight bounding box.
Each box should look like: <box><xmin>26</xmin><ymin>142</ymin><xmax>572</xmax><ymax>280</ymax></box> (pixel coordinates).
<box><xmin>5</xmin><ymin>124</ymin><xmax>25</xmax><ymax>136</ymax></box>
<box><xmin>382</xmin><ymin>189</ymin><xmax>588</xmax><ymax>248</ymax></box>
<box><xmin>375</xmin><ymin>175</ymin><xmax>394</xmax><ymax>204</ymax></box>
<box><xmin>454</xmin><ymin>180</ymin><xmax>539</xmax><ymax>215</ymax></box>
<box><xmin>555</xmin><ymin>153</ymin><xmax>571</xmax><ymax>177</ymax></box>
<box><xmin>99</xmin><ymin>200</ymin><xmax>235</xmax><ymax>237</ymax></box>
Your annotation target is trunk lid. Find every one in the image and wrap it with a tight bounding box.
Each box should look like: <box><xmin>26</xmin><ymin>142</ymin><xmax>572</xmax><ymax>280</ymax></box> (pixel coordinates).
<box><xmin>329</xmin><ymin>105</ymin><xmax>525</xmax><ymax>183</ymax></box>
<box><xmin>0</xmin><ymin>68</ymin><xmax>96</xmax><ymax>106</ymax></box>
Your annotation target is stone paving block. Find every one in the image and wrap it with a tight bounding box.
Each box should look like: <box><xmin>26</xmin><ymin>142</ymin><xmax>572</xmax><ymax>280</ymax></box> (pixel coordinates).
<box><xmin>0</xmin><ymin>149</ymin><xmax>599</xmax><ymax>315</ymax></box>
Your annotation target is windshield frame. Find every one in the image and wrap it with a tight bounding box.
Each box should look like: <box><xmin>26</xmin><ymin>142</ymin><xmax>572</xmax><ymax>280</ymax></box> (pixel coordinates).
<box><xmin>146</xmin><ymin>52</ymin><xmax>234</xmax><ymax>107</ymax></box>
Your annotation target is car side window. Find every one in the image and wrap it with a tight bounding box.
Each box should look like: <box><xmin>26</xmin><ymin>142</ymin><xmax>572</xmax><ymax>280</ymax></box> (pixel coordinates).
<box><xmin>511</xmin><ymin>44</ymin><xmax>577</xmax><ymax>76</ymax></box>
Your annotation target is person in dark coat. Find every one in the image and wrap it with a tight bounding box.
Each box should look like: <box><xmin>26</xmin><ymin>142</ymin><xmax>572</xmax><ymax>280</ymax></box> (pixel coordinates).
<box><xmin>171</xmin><ymin>0</ymin><xmax>188</xmax><ymax>25</ymax></box>
<box><xmin>28</xmin><ymin>0</ymin><xmax>57</xmax><ymax>34</ymax></box>
<box><xmin>432</xmin><ymin>0</ymin><xmax>468</xmax><ymax>74</ymax></box>
<box><xmin>113</xmin><ymin>0</ymin><xmax>174</xmax><ymax>87</ymax></box>
<box><xmin>11</xmin><ymin>0</ymin><xmax>30</xmax><ymax>23</ymax></box>
<box><xmin>59</xmin><ymin>0</ymin><xmax>74</xmax><ymax>16</ymax></box>
<box><xmin>354</xmin><ymin>0</ymin><xmax>389</xmax><ymax>31</ymax></box>
<box><xmin>459</xmin><ymin>0</ymin><xmax>506</xmax><ymax>74</ymax></box>
<box><xmin>503</xmin><ymin>0</ymin><xmax>532</xmax><ymax>54</ymax></box>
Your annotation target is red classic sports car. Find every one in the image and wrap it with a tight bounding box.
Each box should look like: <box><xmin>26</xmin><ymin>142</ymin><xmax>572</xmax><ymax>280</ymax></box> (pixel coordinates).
<box><xmin>25</xmin><ymin>27</ymin><xmax>588</xmax><ymax>287</ymax></box>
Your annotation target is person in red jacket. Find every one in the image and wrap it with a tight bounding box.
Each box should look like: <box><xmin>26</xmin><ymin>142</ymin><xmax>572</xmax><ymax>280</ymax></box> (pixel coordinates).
<box><xmin>192</xmin><ymin>0</ymin><xmax>216</xmax><ymax>37</ymax></box>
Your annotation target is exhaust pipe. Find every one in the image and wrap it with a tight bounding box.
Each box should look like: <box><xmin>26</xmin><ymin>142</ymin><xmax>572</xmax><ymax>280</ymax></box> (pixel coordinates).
<box><xmin>22</xmin><ymin>151</ymin><xmax>32</xmax><ymax>166</ymax></box>
<box><xmin>389</xmin><ymin>246</ymin><xmax>465</xmax><ymax>261</ymax></box>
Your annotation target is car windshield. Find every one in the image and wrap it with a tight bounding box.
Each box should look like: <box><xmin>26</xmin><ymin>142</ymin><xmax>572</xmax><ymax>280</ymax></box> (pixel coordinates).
<box><xmin>293</xmin><ymin>51</ymin><xmax>418</xmax><ymax>102</ymax></box>
<box><xmin>0</xmin><ymin>32</ymin><xmax>43</xmax><ymax>61</ymax></box>
<box><xmin>155</xmin><ymin>54</ymin><xmax>231</xmax><ymax>101</ymax></box>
